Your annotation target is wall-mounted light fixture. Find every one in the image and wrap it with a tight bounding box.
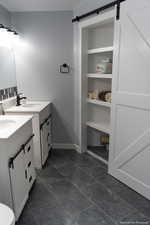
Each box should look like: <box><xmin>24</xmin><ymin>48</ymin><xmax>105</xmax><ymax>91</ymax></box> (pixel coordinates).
<box><xmin>0</xmin><ymin>24</ymin><xmax>7</xmax><ymax>32</ymax></box>
<box><xmin>0</xmin><ymin>24</ymin><xmax>20</xmax><ymax>48</ymax></box>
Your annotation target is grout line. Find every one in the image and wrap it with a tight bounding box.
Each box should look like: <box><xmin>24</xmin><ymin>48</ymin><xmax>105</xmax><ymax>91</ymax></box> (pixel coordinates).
<box><xmin>77</xmin><ymin>184</ymin><xmax>117</xmax><ymax>224</ymax></box>
<box><xmin>51</xmin><ymin>161</ymin><xmax>117</xmax><ymax>224</ymax></box>
<box><xmin>39</xmin><ymin>163</ymin><xmax>96</xmax><ymax>219</ymax></box>
<box><xmin>40</xmin><ymin>176</ymin><xmax>94</xmax><ymax>219</ymax></box>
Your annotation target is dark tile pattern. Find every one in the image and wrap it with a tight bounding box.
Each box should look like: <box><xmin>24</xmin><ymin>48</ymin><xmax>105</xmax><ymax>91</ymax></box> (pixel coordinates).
<box><xmin>56</xmin><ymin>163</ymin><xmax>96</xmax><ymax>189</ymax></box>
<box><xmin>121</xmin><ymin>211</ymin><xmax>150</xmax><ymax>225</ymax></box>
<box><xmin>17</xmin><ymin>149</ymin><xmax>150</xmax><ymax>225</ymax></box>
<box><xmin>0</xmin><ymin>86</ymin><xmax>17</xmax><ymax>101</ymax></box>
<box><xmin>72</xmin><ymin>205</ymin><xmax>115</xmax><ymax>225</ymax></box>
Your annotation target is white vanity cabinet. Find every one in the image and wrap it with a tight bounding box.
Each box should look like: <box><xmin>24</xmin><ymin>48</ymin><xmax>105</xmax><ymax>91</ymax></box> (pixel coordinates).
<box><xmin>5</xmin><ymin>101</ymin><xmax>52</xmax><ymax>169</ymax></box>
<box><xmin>0</xmin><ymin>116</ymin><xmax>36</xmax><ymax>221</ymax></box>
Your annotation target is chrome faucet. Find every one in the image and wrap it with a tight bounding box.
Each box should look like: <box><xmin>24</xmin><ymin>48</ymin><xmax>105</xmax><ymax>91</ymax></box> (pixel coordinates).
<box><xmin>16</xmin><ymin>93</ymin><xmax>27</xmax><ymax>106</ymax></box>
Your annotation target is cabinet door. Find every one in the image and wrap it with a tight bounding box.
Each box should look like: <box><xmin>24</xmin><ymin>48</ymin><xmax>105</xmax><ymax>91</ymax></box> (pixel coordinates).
<box><xmin>109</xmin><ymin>0</ymin><xmax>150</xmax><ymax>200</ymax></box>
<box><xmin>9</xmin><ymin>151</ymin><xmax>28</xmax><ymax>220</ymax></box>
<box><xmin>41</xmin><ymin>123</ymin><xmax>49</xmax><ymax>166</ymax></box>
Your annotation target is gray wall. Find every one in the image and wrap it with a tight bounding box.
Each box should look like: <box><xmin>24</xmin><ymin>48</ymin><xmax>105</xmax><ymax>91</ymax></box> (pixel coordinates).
<box><xmin>73</xmin><ymin>0</ymin><xmax>112</xmax><ymax>145</ymax></box>
<box><xmin>0</xmin><ymin>4</ymin><xmax>11</xmax><ymax>26</ymax></box>
<box><xmin>11</xmin><ymin>11</ymin><xmax>74</xmax><ymax>144</ymax></box>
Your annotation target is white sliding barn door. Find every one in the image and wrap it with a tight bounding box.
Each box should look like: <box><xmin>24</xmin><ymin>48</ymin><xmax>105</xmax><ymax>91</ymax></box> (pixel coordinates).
<box><xmin>109</xmin><ymin>0</ymin><xmax>150</xmax><ymax>200</ymax></box>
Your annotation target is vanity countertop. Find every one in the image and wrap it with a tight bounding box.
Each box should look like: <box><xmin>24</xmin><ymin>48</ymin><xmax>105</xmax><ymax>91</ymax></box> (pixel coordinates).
<box><xmin>5</xmin><ymin>101</ymin><xmax>51</xmax><ymax>113</ymax></box>
<box><xmin>0</xmin><ymin>115</ymin><xmax>32</xmax><ymax>139</ymax></box>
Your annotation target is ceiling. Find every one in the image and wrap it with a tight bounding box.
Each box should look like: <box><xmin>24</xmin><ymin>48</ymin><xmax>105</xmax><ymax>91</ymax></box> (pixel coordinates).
<box><xmin>0</xmin><ymin>0</ymin><xmax>82</xmax><ymax>12</ymax></box>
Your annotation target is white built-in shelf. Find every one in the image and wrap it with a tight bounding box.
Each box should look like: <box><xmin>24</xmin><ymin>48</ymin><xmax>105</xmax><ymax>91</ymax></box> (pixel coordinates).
<box><xmin>87</xmin><ymin>74</ymin><xmax>112</xmax><ymax>79</ymax></box>
<box><xmin>87</xmin><ymin>121</ymin><xmax>110</xmax><ymax>134</ymax></box>
<box><xmin>87</xmin><ymin>99</ymin><xmax>111</xmax><ymax>108</ymax></box>
<box><xmin>88</xmin><ymin>46</ymin><xmax>114</xmax><ymax>54</ymax></box>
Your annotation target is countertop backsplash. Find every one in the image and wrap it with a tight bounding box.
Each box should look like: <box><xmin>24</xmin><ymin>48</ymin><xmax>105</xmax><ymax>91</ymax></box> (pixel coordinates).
<box><xmin>0</xmin><ymin>86</ymin><xmax>17</xmax><ymax>101</ymax></box>
<box><xmin>0</xmin><ymin>86</ymin><xmax>17</xmax><ymax>114</ymax></box>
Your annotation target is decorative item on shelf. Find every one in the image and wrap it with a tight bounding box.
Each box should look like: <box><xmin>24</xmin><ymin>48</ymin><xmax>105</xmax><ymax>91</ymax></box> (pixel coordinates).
<box><xmin>88</xmin><ymin>89</ymin><xmax>99</xmax><ymax>100</ymax></box>
<box><xmin>88</xmin><ymin>92</ymin><xmax>93</xmax><ymax>99</ymax></box>
<box><xmin>100</xmin><ymin>135</ymin><xmax>109</xmax><ymax>144</ymax></box>
<box><xmin>60</xmin><ymin>63</ymin><xmax>70</xmax><ymax>73</ymax></box>
<box><xmin>100</xmin><ymin>135</ymin><xmax>109</xmax><ymax>151</ymax></box>
<box><xmin>96</xmin><ymin>58</ymin><xmax>112</xmax><ymax>74</ymax></box>
<box><xmin>98</xmin><ymin>90</ymin><xmax>112</xmax><ymax>103</ymax></box>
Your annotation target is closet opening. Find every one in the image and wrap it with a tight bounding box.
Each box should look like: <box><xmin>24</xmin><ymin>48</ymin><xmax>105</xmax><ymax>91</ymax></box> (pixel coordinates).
<box><xmin>80</xmin><ymin>10</ymin><xmax>115</xmax><ymax>166</ymax></box>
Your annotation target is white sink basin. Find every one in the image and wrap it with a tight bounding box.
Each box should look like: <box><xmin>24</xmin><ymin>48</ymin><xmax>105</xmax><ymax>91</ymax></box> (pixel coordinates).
<box><xmin>5</xmin><ymin>101</ymin><xmax>51</xmax><ymax>113</ymax></box>
<box><xmin>0</xmin><ymin>120</ymin><xmax>16</xmax><ymax>129</ymax></box>
<box><xmin>0</xmin><ymin>115</ymin><xmax>33</xmax><ymax>139</ymax></box>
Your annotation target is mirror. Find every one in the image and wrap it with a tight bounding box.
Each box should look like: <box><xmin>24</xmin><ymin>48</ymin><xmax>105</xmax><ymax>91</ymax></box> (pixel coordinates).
<box><xmin>0</xmin><ymin>47</ymin><xmax>17</xmax><ymax>100</ymax></box>
<box><xmin>0</xmin><ymin>47</ymin><xmax>17</xmax><ymax>89</ymax></box>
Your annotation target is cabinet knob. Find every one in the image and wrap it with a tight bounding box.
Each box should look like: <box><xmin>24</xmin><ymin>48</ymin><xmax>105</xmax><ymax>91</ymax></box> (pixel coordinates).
<box><xmin>27</xmin><ymin>146</ymin><xmax>31</xmax><ymax>152</ymax></box>
<box><xmin>28</xmin><ymin>161</ymin><xmax>31</xmax><ymax>168</ymax></box>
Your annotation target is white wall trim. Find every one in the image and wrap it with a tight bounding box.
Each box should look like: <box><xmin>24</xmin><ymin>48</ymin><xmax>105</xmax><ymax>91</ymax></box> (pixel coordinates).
<box><xmin>87</xmin><ymin>150</ymin><xmax>108</xmax><ymax>165</ymax></box>
<box><xmin>52</xmin><ymin>143</ymin><xmax>81</xmax><ymax>153</ymax></box>
<box><xmin>73</xmin><ymin>144</ymin><xmax>81</xmax><ymax>153</ymax></box>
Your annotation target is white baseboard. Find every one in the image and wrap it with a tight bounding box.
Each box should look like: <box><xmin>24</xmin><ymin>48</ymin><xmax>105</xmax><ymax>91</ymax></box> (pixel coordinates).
<box><xmin>87</xmin><ymin>150</ymin><xmax>108</xmax><ymax>165</ymax></box>
<box><xmin>52</xmin><ymin>143</ymin><xmax>81</xmax><ymax>153</ymax></box>
<box><xmin>52</xmin><ymin>143</ymin><xmax>75</xmax><ymax>149</ymax></box>
<box><xmin>73</xmin><ymin>144</ymin><xmax>81</xmax><ymax>153</ymax></box>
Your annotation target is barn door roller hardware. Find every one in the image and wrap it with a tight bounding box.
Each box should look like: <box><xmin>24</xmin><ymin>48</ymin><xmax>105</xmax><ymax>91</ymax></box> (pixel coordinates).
<box><xmin>72</xmin><ymin>0</ymin><xmax>126</xmax><ymax>23</ymax></box>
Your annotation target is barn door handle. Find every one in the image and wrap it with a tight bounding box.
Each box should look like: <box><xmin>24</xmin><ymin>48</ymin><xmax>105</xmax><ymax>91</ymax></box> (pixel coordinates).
<box><xmin>25</xmin><ymin>170</ymin><xmax>27</xmax><ymax>179</ymax></box>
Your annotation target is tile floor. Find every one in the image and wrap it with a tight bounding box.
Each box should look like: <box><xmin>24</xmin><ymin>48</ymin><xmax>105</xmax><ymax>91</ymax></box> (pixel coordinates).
<box><xmin>17</xmin><ymin>149</ymin><xmax>150</xmax><ymax>225</ymax></box>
